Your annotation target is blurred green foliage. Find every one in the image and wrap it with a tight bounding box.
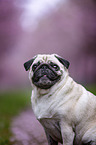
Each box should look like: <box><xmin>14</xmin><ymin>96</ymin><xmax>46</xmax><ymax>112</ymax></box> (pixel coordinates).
<box><xmin>0</xmin><ymin>89</ymin><xmax>31</xmax><ymax>145</ymax></box>
<box><xmin>85</xmin><ymin>84</ymin><xmax>96</xmax><ymax>95</ymax></box>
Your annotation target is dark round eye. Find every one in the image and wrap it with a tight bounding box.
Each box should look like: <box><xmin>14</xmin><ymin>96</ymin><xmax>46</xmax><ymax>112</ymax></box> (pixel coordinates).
<box><xmin>32</xmin><ymin>64</ymin><xmax>37</xmax><ymax>71</ymax></box>
<box><xmin>32</xmin><ymin>61</ymin><xmax>41</xmax><ymax>71</ymax></box>
<box><xmin>50</xmin><ymin>62</ymin><xmax>59</xmax><ymax>71</ymax></box>
<box><xmin>53</xmin><ymin>65</ymin><xmax>59</xmax><ymax>70</ymax></box>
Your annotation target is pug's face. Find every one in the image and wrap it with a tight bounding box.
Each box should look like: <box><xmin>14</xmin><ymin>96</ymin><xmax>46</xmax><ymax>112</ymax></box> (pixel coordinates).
<box><xmin>24</xmin><ymin>54</ymin><xmax>70</xmax><ymax>89</ymax></box>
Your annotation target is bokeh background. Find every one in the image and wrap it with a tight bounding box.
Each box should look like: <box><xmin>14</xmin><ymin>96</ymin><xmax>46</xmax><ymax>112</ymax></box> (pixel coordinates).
<box><xmin>0</xmin><ymin>0</ymin><xmax>96</xmax><ymax>90</ymax></box>
<box><xmin>0</xmin><ymin>0</ymin><xmax>96</xmax><ymax>144</ymax></box>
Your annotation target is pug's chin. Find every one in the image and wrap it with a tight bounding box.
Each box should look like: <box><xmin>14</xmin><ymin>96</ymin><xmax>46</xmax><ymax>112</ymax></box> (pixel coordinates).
<box><xmin>32</xmin><ymin>75</ymin><xmax>60</xmax><ymax>89</ymax></box>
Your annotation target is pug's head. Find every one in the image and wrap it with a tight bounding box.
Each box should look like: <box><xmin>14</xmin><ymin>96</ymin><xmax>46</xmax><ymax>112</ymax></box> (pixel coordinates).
<box><xmin>24</xmin><ymin>54</ymin><xmax>70</xmax><ymax>89</ymax></box>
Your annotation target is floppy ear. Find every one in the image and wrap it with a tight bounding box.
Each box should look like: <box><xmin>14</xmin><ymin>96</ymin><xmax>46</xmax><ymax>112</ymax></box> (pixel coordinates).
<box><xmin>55</xmin><ymin>55</ymin><xmax>70</xmax><ymax>69</ymax></box>
<box><xmin>24</xmin><ymin>57</ymin><xmax>36</xmax><ymax>71</ymax></box>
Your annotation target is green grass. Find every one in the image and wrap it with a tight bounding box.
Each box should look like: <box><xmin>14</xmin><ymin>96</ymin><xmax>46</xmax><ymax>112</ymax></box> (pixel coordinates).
<box><xmin>0</xmin><ymin>85</ymin><xmax>96</xmax><ymax>145</ymax></box>
<box><xmin>85</xmin><ymin>84</ymin><xmax>96</xmax><ymax>95</ymax></box>
<box><xmin>0</xmin><ymin>89</ymin><xmax>31</xmax><ymax>145</ymax></box>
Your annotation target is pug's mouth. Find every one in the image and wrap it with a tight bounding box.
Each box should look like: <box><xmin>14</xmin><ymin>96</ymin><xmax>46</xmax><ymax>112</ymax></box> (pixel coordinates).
<box><xmin>32</xmin><ymin>64</ymin><xmax>61</xmax><ymax>89</ymax></box>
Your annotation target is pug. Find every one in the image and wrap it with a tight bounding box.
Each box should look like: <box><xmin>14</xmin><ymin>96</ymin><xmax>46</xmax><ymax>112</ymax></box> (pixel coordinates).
<box><xmin>24</xmin><ymin>54</ymin><xmax>96</xmax><ymax>145</ymax></box>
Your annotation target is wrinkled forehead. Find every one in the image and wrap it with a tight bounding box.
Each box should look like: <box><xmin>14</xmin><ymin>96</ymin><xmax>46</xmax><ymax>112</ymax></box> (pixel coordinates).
<box><xmin>33</xmin><ymin>54</ymin><xmax>60</xmax><ymax>64</ymax></box>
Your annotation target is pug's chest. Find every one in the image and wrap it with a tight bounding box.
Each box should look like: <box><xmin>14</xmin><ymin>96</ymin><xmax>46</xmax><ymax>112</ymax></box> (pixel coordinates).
<box><xmin>32</xmin><ymin>94</ymin><xmax>72</xmax><ymax>121</ymax></box>
<box><xmin>32</xmin><ymin>99</ymin><xmax>55</xmax><ymax>119</ymax></box>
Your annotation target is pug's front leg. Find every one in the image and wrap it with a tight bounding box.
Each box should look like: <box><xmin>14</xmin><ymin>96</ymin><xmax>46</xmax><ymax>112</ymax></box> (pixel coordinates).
<box><xmin>60</xmin><ymin>121</ymin><xmax>75</xmax><ymax>145</ymax></box>
<box><xmin>45</xmin><ymin>130</ymin><xmax>58</xmax><ymax>145</ymax></box>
